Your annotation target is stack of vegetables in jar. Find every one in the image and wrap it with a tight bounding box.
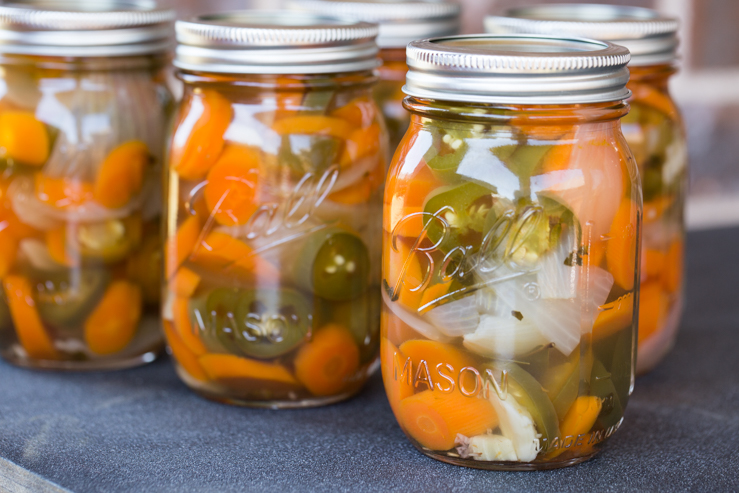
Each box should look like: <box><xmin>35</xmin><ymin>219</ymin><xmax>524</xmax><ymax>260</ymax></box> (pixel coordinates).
<box><xmin>382</xmin><ymin>35</ymin><xmax>639</xmax><ymax>468</ymax></box>
<box><xmin>164</xmin><ymin>14</ymin><xmax>387</xmax><ymax>406</ymax></box>
<box><xmin>484</xmin><ymin>4</ymin><xmax>687</xmax><ymax>374</ymax></box>
<box><xmin>0</xmin><ymin>2</ymin><xmax>174</xmax><ymax>369</ymax></box>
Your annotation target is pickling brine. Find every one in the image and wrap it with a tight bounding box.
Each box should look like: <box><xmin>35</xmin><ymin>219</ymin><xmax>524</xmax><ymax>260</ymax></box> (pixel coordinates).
<box><xmin>382</xmin><ymin>35</ymin><xmax>639</xmax><ymax>469</ymax></box>
<box><xmin>164</xmin><ymin>14</ymin><xmax>385</xmax><ymax>407</ymax></box>
<box><xmin>0</xmin><ymin>2</ymin><xmax>174</xmax><ymax>369</ymax></box>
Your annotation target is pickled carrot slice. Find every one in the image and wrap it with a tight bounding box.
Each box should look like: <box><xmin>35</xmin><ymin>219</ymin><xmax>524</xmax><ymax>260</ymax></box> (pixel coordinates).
<box><xmin>381</xmin><ymin>337</ymin><xmax>415</xmax><ymax>417</ymax></box>
<box><xmin>385</xmin><ymin>239</ymin><xmax>425</xmax><ymax>311</ymax></box>
<box><xmin>398</xmin><ymin>339</ymin><xmax>477</xmax><ymax>391</ymax></box>
<box><xmin>643</xmin><ymin>248</ymin><xmax>666</xmax><ymax>281</ymax></box>
<box><xmin>0</xmin><ymin>178</ymin><xmax>38</xmax><ymax>240</ymax></box>
<box><xmin>189</xmin><ymin>231</ymin><xmax>279</xmax><ymax>281</ymax></box>
<box><xmin>0</xmin><ymin>226</ymin><xmax>17</xmax><ymax>278</ymax></box>
<box><xmin>638</xmin><ymin>282</ymin><xmax>669</xmax><ymax>344</ymax></box>
<box><xmin>170</xmin><ymin>267</ymin><xmax>201</xmax><ymax>298</ymax></box>
<box><xmin>203</xmin><ymin>145</ymin><xmax>261</xmax><ymax>226</ymax></box>
<box><xmin>328</xmin><ymin>177</ymin><xmax>373</xmax><ymax>205</ymax></box>
<box><xmin>294</xmin><ymin>324</ymin><xmax>360</xmax><ymax>396</ymax></box>
<box><xmin>548</xmin><ymin>395</ymin><xmax>602</xmax><ymax>458</ymax></box>
<box><xmin>339</xmin><ymin>123</ymin><xmax>381</xmax><ymax>167</ymax></box>
<box><xmin>172</xmin><ymin>297</ymin><xmax>207</xmax><ymax>356</ymax></box>
<box><xmin>629</xmin><ymin>82</ymin><xmax>679</xmax><ymax>120</ymax></box>
<box><xmin>94</xmin><ymin>141</ymin><xmax>150</xmax><ymax>209</ymax></box>
<box><xmin>3</xmin><ymin>275</ymin><xmax>58</xmax><ymax>360</ymax></box>
<box><xmin>0</xmin><ymin>111</ymin><xmax>49</xmax><ymax>166</ymax></box>
<box><xmin>662</xmin><ymin>240</ymin><xmax>684</xmax><ymax>293</ymax></box>
<box><xmin>199</xmin><ymin>353</ymin><xmax>298</xmax><ymax>386</ymax></box>
<box><xmin>162</xmin><ymin>320</ymin><xmax>208</xmax><ymax>382</ymax></box>
<box><xmin>538</xmin><ymin>125</ymin><xmax>624</xmax><ymax>239</ymax></box>
<box><xmin>593</xmin><ymin>293</ymin><xmax>634</xmax><ymax>341</ymax></box>
<box><xmin>46</xmin><ymin>227</ymin><xmax>77</xmax><ymax>267</ymax></box>
<box><xmin>35</xmin><ymin>174</ymin><xmax>95</xmax><ymax>208</ymax></box>
<box><xmin>399</xmin><ymin>390</ymin><xmax>498</xmax><ymax>451</ymax></box>
<box><xmin>384</xmin><ymin>308</ymin><xmax>424</xmax><ymax>347</ymax></box>
<box><xmin>606</xmin><ymin>200</ymin><xmax>638</xmax><ymax>291</ymax></box>
<box><xmin>165</xmin><ymin>214</ymin><xmax>201</xmax><ymax>278</ymax></box>
<box><xmin>418</xmin><ymin>281</ymin><xmax>451</xmax><ymax>312</ymax></box>
<box><xmin>84</xmin><ymin>281</ymin><xmax>142</xmax><ymax>355</ymax></box>
<box><xmin>584</xmin><ymin>240</ymin><xmax>606</xmax><ymax>269</ymax></box>
<box><xmin>170</xmin><ymin>90</ymin><xmax>233</xmax><ymax>181</ymax></box>
<box><xmin>385</xmin><ymin>162</ymin><xmax>442</xmax><ymax>237</ymax></box>
<box><xmin>643</xmin><ymin>196</ymin><xmax>674</xmax><ymax>224</ymax></box>
<box><xmin>271</xmin><ymin>115</ymin><xmax>352</xmax><ymax>140</ymax></box>
<box><xmin>331</xmin><ymin>97</ymin><xmax>377</xmax><ymax>128</ymax></box>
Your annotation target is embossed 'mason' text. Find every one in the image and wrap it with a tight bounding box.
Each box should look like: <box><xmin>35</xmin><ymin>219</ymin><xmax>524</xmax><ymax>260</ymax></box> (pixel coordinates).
<box><xmin>392</xmin><ymin>352</ymin><xmax>509</xmax><ymax>400</ymax></box>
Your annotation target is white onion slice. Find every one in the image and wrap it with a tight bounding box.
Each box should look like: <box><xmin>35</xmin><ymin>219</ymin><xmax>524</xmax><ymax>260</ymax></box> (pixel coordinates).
<box><xmin>463</xmin><ymin>314</ymin><xmax>548</xmax><ymax>359</ymax></box>
<box><xmin>381</xmin><ymin>288</ymin><xmax>451</xmax><ymax>342</ymax></box>
<box><xmin>425</xmin><ymin>294</ymin><xmax>480</xmax><ymax>337</ymax></box>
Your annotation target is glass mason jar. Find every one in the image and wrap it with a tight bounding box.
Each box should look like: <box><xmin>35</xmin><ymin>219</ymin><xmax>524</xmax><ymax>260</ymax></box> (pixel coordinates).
<box><xmin>0</xmin><ymin>2</ymin><xmax>174</xmax><ymax>370</ymax></box>
<box><xmin>164</xmin><ymin>13</ymin><xmax>387</xmax><ymax>407</ymax></box>
<box><xmin>382</xmin><ymin>36</ymin><xmax>639</xmax><ymax>470</ymax></box>
<box><xmin>485</xmin><ymin>6</ymin><xmax>687</xmax><ymax>375</ymax></box>
<box><xmin>287</xmin><ymin>0</ymin><xmax>461</xmax><ymax>154</ymax></box>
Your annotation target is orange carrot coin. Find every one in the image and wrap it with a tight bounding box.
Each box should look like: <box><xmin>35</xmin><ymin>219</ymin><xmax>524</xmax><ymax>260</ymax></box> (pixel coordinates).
<box><xmin>399</xmin><ymin>340</ymin><xmax>477</xmax><ymax>391</ymax></box>
<box><xmin>203</xmin><ymin>145</ymin><xmax>260</xmax><ymax>226</ymax></box>
<box><xmin>272</xmin><ymin>115</ymin><xmax>352</xmax><ymax>140</ymax></box>
<box><xmin>593</xmin><ymin>293</ymin><xmax>634</xmax><ymax>341</ymax></box>
<box><xmin>606</xmin><ymin>200</ymin><xmax>638</xmax><ymax>291</ymax></box>
<box><xmin>165</xmin><ymin>214</ymin><xmax>202</xmax><ymax>278</ymax></box>
<box><xmin>189</xmin><ymin>231</ymin><xmax>279</xmax><ymax>281</ymax></box>
<box><xmin>0</xmin><ymin>111</ymin><xmax>49</xmax><ymax>166</ymax></box>
<box><xmin>662</xmin><ymin>240</ymin><xmax>684</xmax><ymax>293</ymax></box>
<box><xmin>94</xmin><ymin>141</ymin><xmax>150</xmax><ymax>209</ymax></box>
<box><xmin>638</xmin><ymin>282</ymin><xmax>669</xmax><ymax>344</ymax></box>
<box><xmin>35</xmin><ymin>174</ymin><xmax>94</xmax><ymax>208</ymax></box>
<box><xmin>84</xmin><ymin>281</ymin><xmax>142</xmax><ymax>355</ymax></box>
<box><xmin>294</xmin><ymin>323</ymin><xmax>360</xmax><ymax>397</ymax></box>
<box><xmin>170</xmin><ymin>267</ymin><xmax>201</xmax><ymax>298</ymax></box>
<box><xmin>381</xmin><ymin>338</ymin><xmax>415</xmax><ymax>417</ymax></box>
<box><xmin>548</xmin><ymin>396</ymin><xmax>602</xmax><ymax>458</ymax></box>
<box><xmin>399</xmin><ymin>390</ymin><xmax>498</xmax><ymax>451</ymax></box>
<box><xmin>162</xmin><ymin>320</ymin><xmax>209</xmax><ymax>382</ymax></box>
<box><xmin>0</xmin><ymin>226</ymin><xmax>17</xmax><ymax>278</ymax></box>
<box><xmin>172</xmin><ymin>297</ymin><xmax>207</xmax><ymax>356</ymax></box>
<box><xmin>199</xmin><ymin>353</ymin><xmax>299</xmax><ymax>387</ymax></box>
<box><xmin>4</xmin><ymin>275</ymin><xmax>58</xmax><ymax>360</ymax></box>
<box><xmin>340</xmin><ymin>123</ymin><xmax>381</xmax><ymax>167</ymax></box>
<box><xmin>331</xmin><ymin>97</ymin><xmax>377</xmax><ymax>128</ymax></box>
<box><xmin>643</xmin><ymin>248</ymin><xmax>666</xmax><ymax>281</ymax></box>
<box><xmin>170</xmin><ymin>90</ymin><xmax>233</xmax><ymax>181</ymax></box>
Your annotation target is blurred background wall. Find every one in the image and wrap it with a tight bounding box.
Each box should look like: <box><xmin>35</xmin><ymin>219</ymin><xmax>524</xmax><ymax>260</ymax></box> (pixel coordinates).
<box><xmin>166</xmin><ymin>0</ymin><xmax>739</xmax><ymax>230</ymax></box>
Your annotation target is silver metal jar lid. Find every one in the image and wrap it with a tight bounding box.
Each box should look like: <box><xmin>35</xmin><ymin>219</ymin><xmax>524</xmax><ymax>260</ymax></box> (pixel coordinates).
<box><xmin>0</xmin><ymin>0</ymin><xmax>174</xmax><ymax>58</ymax></box>
<box><xmin>286</xmin><ymin>0</ymin><xmax>460</xmax><ymax>49</ymax></box>
<box><xmin>174</xmin><ymin>11</ymin><xmax>379</xmax><ymax>75</ymax></box>
<box><xmin>485</xmin><ymin>4</ymin><xmax>679</xmax><ymax>66</ymax></box>
<box><xmin>404</xmin><ymin>34</ymin><xmax>631</xmax><ymax>105</ymax></box>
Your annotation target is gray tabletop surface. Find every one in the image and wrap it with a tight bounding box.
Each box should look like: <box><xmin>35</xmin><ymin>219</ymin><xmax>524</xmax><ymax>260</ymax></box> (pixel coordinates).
<box><xmin>0</xmin><ymin>227</ymin><xmax>737</xmax><ymax>493</ymax></box>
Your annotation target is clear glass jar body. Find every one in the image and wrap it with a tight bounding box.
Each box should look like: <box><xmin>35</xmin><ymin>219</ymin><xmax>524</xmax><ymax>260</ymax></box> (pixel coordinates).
<box><xmin>0</xmin><ymin>55</ymin><xmax>172</xmax><ymax>370</ymax></box>
<box><xmin>621</xmin><ymin>65</ymin><xmax>687</xmax><ymax>374</ymax></box>
<box><xmin>382</xmin><ymin>99</ymin><xmax>640</xmax><ymax>469</ymax></box>
<box><xmin>164</xmin><ymin>72</ymin><xmax>387</xmax><ymax>408</ymax></box>
<box><xmin>375</xmin><ymin>48</ymin><xmax>410</xmax><ymax>156</ymax></box>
